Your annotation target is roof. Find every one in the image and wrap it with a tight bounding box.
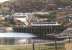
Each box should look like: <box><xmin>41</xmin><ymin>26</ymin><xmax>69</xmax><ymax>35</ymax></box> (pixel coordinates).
<box><xmin>13</xmin><ymin>13</ymin><xmax>32</xmax><ymax>17</ymax></box>
<box><xmin>31</xmin><ymin>23</ymin><xmax>61</xmax><ymax>26</ymax></box>
<box><xmin>32</xmin><ymin>12</ymin><xmax>49</xmax><ymax>15</ymax></box>
<box><xmin>0</xmin><ymin>32</ymin><xmax>36</xmax><ymax>38</ymax></box>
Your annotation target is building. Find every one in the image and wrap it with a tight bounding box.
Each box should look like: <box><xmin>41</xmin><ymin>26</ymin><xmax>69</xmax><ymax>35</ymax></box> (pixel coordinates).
<box><xmin>13</xmin><ymin>12</ymin><xmax>64</xmax><ymax>38</ymax></box>
<box><xmin>13</xmin><ymin>13</ymin><xmax>32</xmax><ymax>26</ymax></box>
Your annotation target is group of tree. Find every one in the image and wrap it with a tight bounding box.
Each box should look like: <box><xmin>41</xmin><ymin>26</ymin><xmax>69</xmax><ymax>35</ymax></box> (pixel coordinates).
<box><xmin>56</xmin><ymin>0</ymin><xmax>72</xmax><ymax>6</ymax></box>
<box><xmin>8</xmin><ymin>0</ymin><xmax>48</xmax><ymax>12</ymax></box>
<box><xmin>0</xmin><ymin>0</ymin><xmax>72</xmax><ymax>13</ymax></box>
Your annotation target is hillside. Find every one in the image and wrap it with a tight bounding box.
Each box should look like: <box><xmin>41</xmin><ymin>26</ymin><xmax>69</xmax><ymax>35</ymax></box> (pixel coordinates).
<box><xmin>9</xmin><ymin>0</ymin><xmax>57</xmax><ymax>12</ymax></box>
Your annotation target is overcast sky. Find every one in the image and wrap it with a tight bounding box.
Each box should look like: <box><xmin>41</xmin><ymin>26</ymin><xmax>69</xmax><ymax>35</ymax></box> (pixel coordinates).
<box><xmin>0</xmin><ymin>0</ymin><xmax>9</xmax><ymax>3</ymax></box>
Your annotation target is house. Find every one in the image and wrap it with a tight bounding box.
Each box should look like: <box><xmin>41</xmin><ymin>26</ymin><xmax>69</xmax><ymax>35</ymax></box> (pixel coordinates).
<box><xmin>13</xmin><ymin>12</ymin><xmax>64</xmax><ymax>37</ymax></box>
<box><xmin>13</xmin><ymin>13</ymin><xmax>32</xmax><ymax>26</ymax></box>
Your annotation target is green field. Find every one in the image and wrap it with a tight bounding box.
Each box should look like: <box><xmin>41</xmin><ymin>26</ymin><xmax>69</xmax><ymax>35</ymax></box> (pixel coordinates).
<box><xmin>0</xmin><ymin>43</ymin><xmax>65</xmax><ymax>50</ymax></box>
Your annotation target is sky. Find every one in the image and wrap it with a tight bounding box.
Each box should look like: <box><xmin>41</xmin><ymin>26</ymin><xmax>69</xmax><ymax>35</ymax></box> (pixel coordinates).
<box><xmin>0</xmin><ymin>0</ymin><xmax>9</xmax><ymax>3</ymax></box>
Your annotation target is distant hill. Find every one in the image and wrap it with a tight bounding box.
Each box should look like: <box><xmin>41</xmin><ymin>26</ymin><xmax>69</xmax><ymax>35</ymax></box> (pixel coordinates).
<box><xmin>9</xmin><ymin>0</ymin><xmax>57</xmax><ymax>12</ymax></box>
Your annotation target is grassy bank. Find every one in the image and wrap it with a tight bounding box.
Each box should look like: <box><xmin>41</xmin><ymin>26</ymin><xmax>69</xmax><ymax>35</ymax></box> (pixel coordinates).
<box><xmin>0</xmin><ymin>43</ymin><xmax>65</xmax><ymax>50</ymax></box>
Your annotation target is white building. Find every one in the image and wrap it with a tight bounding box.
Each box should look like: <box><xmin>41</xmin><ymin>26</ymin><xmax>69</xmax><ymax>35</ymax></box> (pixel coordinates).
<box><xmin>13</xmin><ymin>13</ymin><xmax>32</xmax><ymax>25</ymax></box>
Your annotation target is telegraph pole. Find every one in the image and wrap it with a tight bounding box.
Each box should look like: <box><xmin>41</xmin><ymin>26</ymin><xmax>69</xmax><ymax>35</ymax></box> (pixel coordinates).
<box><xmin>32</xmin><ymin>41</ymin><xmax>35</xmax><ymax>50</ymax></box>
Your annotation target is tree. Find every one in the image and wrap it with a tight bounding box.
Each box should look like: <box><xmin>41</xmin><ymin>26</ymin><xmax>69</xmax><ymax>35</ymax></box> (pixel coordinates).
<box><xmin>9</xmin><ymin>0</ymin><xmax>49</xmax><ymax>12</ymax></box>
<box><xmin>57</xmin><ymin>0</ymin><xmax>72</xmax><ymax>6</ymax></box>
<box><xmin>47</xmin><ymin>11</ymin><xmax>56</xmax><ymax>21</ymax></box>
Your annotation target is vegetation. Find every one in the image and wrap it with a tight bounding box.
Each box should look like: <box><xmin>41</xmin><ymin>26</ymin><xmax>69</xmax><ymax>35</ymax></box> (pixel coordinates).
<box><xmin>57</xmin><ymin>0</ymin><xmax>72</xmax><ymax>6</ymax></box>
<box><xmin>0</xmin><ymin>43</ymin><xmax>65</xmax><ymax>50</ymax></box>
<box><xmin>8</xmin><ymin>0</ymin><xmax>50</xmax><ymax>12</ymax></box>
